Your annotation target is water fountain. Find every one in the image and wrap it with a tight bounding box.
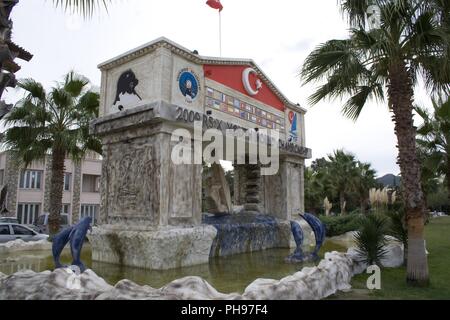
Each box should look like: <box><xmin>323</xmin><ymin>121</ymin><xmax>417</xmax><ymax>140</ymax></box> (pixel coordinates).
<box><xmin>87</xmin><ymin>37</ymin><xmax>316</xmax><ymax>270</ymax></box>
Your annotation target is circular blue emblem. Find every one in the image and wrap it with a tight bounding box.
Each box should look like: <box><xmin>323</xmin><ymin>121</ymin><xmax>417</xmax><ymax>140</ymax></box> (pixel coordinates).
<box><xmin>178</xmin><ymin>71</ymin><xmax>199</xmax><ymax>101</ymax></box>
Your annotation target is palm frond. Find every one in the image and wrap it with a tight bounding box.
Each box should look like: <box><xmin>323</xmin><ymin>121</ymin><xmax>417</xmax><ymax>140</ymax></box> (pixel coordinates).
<box><xmin>17</xmin><ymin>79</ymin><xmax>46</xmax><ymax>101</ymax></box>
<box><xmin>53</xmin><ymin>0</ymin><xmax>110</xmax><ymax>18</ymax></box>
<box><xmin>354</xmin><ymin>214</ymin><xmax>389</xmax><ymax>266</ymax></box>
<box><xmin>342</xmin><ymin>83</ymin><xmax>385</xmax><ymax>120</ymax></box>
<box><xmin>63</xmin><ymin>71</ymin><xmax>90</xmax><ymax>98</ymax></box>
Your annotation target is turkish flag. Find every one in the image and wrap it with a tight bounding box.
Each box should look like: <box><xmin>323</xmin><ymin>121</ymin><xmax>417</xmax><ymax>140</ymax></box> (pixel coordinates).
<box><xmin>206</xmin><ymin>0</ymin><xmax>223</xmax><ymax>12</ymax></box>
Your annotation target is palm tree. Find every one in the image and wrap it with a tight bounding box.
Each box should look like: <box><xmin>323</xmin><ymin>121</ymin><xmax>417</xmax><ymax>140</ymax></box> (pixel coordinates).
<box><xmin>304</xmin><ymin>167</ymin><xmax>326</xmax><ymax>214</ymax></box>
<box><xmin>301</xmin><ymin>0</ymin><xmax>450</xmax><ymax>285</ymax></box>
<box><xmin>327</xmin><ymin>150</ymin><xmax>359</xmax><ymax>215</ymax></box>
<box><xmin>415</xmin><ymin>96</ymin><xmax>450</xmax><ymax>202</ymax></box>
<box><xmin>355</xmin><ymin>161</ymin><xmax>377</xmax><ymax>214</ymax></box>
<box><xmin>2</xmin><ymin>72</ymin><xmax>102</xmax><ymax>236</ymax></box>
<box><xmin>53</xmin><ymin>0</ymin><xmax>111</xmax><ymax>18</ymax></box>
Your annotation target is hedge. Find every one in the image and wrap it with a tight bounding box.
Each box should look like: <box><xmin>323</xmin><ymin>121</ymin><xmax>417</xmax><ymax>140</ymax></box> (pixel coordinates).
<box><xmin>319</xmin><ymin>214</ymin><xmax>361</xmax><ymax>237</ymax></box>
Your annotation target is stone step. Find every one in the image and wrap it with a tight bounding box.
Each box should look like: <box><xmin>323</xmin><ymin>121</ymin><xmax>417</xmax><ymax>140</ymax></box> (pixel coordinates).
<box><xmin>245</xmin><ymin>196</ymin><xmax>260</xmax><ymax>203</ymax></box>
<box><xmin>244</xmin><ymin>203</ymin><xmax>260</xmax><ymax>211</ymax></box>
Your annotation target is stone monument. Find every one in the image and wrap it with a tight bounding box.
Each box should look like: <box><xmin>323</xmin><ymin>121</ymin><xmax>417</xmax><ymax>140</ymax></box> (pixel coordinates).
<box><xmin>89</xmin><ymin>37</ymin><xmax>312</xmax><ymax>270</ymax></box>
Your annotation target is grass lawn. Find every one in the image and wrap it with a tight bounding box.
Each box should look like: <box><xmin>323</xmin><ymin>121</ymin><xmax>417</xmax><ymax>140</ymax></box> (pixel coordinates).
<box><xmin>332</xmin><ymin>216</ymin><xmax>450</xmax><ymax>300</ymax></box>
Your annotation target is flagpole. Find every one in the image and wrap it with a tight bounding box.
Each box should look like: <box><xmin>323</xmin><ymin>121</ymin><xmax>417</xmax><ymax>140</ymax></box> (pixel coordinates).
<box><xmin>219</xmin><ymin>11</ymin><xmax>222</xmax><ymax>57</ymax></box>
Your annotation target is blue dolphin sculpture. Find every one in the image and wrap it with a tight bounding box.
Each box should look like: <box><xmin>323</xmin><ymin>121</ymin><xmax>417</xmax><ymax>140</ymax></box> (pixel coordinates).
<box><xmin>286</xmin><ymin>212</ymin><xmax>326</xmax><ymax>263</ymax></box>
<box><xmin>300</xmin><ymin>213</ymin><xmax>326</xmax><ymax>260</ymax></box>
<box><xmin>285</xmin><ymin>221</ymin><xmax>306</xmax><ymax>262</ymax></box>
<box><xmin>52</xmin><ymin>217</ymin><xmax>92</xmax><ymax>272</ymax></box>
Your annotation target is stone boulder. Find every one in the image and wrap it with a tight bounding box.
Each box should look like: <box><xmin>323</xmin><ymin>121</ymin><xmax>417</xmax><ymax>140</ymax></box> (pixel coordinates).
<box><xmin>242</xmin><ymin>252</ymin><xmax>354</xmax><ymax>300</ymax></box>
<box><xmin>346</xmin><ymin>243</ymin><xmax>404</xmax><ymax>269</ymax></box>
<box><xmin>328</xmin><ymin>231</ymin><xmax>358</xmax><ymax>248</ymax></box>
<box><xmin>380</xmin><ymin>244</ymin><xmax>404</xmax><ymax>268</ymax></box>
<box><xmin>0</xmin><ymin>268</ymin><xmax>112</xmax><ymax>300</ymax></box>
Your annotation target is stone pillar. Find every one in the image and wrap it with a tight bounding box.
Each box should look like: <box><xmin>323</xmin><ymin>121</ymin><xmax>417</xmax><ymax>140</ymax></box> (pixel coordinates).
<box><xmin>71</xmin><ymin>162</ymin><xmax>82</xmax><ymax>224</ymax></box>
<box><xmin>88</xmin><ymin>102</ymin><xmax>216</xmax><ymax>270</ymax></box>
<box><xmin>262</xmin><ymin>155</ymin><xmax>305</xmax><ymax>221</ymax></box>
<box><xmin>244</xmin><ymin>164</ymin><xmax>263</xmax><ymax>214</ymax></box>
<box><xmin>4</xmin><ymin>152</ymin><xmax>19</xmax><ymax>216</ymax></box>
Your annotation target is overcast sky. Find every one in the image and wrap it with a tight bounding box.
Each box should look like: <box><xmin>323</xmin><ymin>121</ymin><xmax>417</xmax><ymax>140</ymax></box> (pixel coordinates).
<box><xmin>4</xmin><ymin>0</ymin><xmax>433</xmax><ymax>177</ymax></box>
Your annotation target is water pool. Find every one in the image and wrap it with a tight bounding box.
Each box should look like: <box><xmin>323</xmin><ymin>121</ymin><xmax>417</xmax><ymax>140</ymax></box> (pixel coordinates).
<box><xmin>0</xmin><ymin>240</ymin><xmax>346</xmax><ymax>294</ymax></box>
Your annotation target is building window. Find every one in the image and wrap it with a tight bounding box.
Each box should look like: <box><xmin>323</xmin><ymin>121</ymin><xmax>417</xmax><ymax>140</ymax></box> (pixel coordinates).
<box><xmin>80</xmin><ymin>204</ymin><xmax>99</xmax><ymax>224</ymax></box>
<box><xmin>82</xmin><ymin>174</ymin><xmax>100</xmax><ymax>193</ymax></box>
<box><xmin>64</xmin><ymin>173</ymin><xmax>72</xmax><ymax>191</ymax></box>
<box><xmin>19</xmin><ymin>170</ymin><xmax>42</xmax><ymax>189</ymax></box>
<box><xmin>0</xmin><ymin>169</ymin><xmax>4</xmax><ymax>186</ymax></box>
<box><xmin>17</xmin><ymin>203</ymin><xmax>40</xmax><ymax>225</ymax></box>
<box><xmin>61</xmin><ymin>204</ymin><xmax>70</xmax><ymax>225</ymax></box>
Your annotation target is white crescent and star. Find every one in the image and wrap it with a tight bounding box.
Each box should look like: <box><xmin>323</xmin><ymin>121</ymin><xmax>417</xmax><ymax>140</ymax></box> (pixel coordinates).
<box><xmin>242</xmin><ymin>67</ymin><xmax>263</xmax><ymax>96</ymax></box>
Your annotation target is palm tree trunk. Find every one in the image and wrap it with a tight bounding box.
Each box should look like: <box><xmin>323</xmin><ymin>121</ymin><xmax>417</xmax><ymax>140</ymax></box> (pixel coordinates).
<box><xmin>388</xmin><ymin>63</ymin><xmax>429</xmax><ymax>286</ymax></box>
<box><xmin>48</xmin><ymin>147</ymin><xmax>65</xmax><ymax>236</ymax></box>
<box><xmin>340</xmin><ymin>192</ymin><xmax>346</xmax><ymax>215</ymax></box>
<box><xmin>447</xmin><ymin>156</ymin><xmax>450</xmax><ymax>202</ymax></box>
<box><xmin>360</xmin><ymin>198</ymin><xmax>366</xmax><ymax>214</ymax></box>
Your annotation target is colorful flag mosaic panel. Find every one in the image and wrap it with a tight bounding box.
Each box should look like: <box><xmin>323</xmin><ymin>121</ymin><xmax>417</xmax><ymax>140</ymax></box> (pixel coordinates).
<box><xmin>205</xmin><ymin>87</ymin><xmax>285</xmax><ymax>130</ymax></box>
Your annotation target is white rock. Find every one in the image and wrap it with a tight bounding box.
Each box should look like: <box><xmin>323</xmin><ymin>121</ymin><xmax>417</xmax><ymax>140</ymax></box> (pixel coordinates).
<box><xmin>242</xmin><ymin>251</ymin><xmax>354</xmax><ymax>300</ymax></box>
<box><xmin>0</xmin><ymin>268</ymin><xmax>113</xmax><ymax>300</ymax></box>
<box><xmin>161</xmin><ymin>276</ymin><xmax>241</xmax><ymax>300</ymax></box>
<box><xmin>380</xmin><ymin>244</ymin><xmax>404</xmax><ymax>268</ymax></box>
<box><xmin>345</xmin><ymin>248</ymin><xmax>369</xmax><ymax>275</ymax></box>
<box><xmin>329</xmin><ymin>232</ymin><xmax>406</xmax><ymax>249</ymax></box>
<box><xmin>0</xmin><ymin>239</ymin><xmax>52</xmax><ymax>254</ymax></box>
<box><xmin>328</xmin><ymin>231</ymin><xmax>358</xmax><ymax>248</ymax></box>
<box><xmin>346</xmin><ymin>243</ymin><xmax>404</xmax><ymax>269</ymax></box>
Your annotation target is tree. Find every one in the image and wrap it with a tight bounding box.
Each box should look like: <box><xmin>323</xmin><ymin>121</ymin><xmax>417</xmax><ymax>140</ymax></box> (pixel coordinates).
<box><xmin>327</xmin><ymin>150</ymin><xmax>359</xmax><ymax>215</ymax></box>
<box><xmin>2</xmin><ymin>72</ymin><xmax>102</xmax><ymax>235</ymax></box>
<box><xmin>355</xmin><ymin>161</ymin><xmax>377</xmax><ymax>214</ymax></box>
<box><xmin>305</xmin><ymin>151</ymin><xmax>378</xmax><ymax>215</ymax></box>
<box><xmin>301</xmin><ymin>0</ymin><xmax>450</xmax><ymax>285</ymax></box>
<box><xmin>415</xmin><ymin>96</ymin><xmax>450</xmax><ymax>202</ymax></box>
<box><xmin>304</xmin><ymin>167</ymin><xmax>326</xmax><ymax>214</ymax></box>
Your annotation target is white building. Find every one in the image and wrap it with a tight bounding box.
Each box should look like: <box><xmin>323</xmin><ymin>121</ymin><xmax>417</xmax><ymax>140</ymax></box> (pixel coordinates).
<box><xmin>0</xmin><ymin>151</ymin><xmax>102</xmax><ymax>225</ymax></box>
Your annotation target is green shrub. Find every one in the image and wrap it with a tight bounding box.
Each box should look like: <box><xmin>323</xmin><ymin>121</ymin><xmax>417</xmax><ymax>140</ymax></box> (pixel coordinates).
<box><xmin>319</xmin><ymin>214</ymin><xmax>362</xmax><ymax>237</ymax></box>
<box><xmin>354</xmin><ymin>214</ymin><xmax>389</xmax><ymax>266</ymax></box>
<box><xmin>384</xmin><ymin>210</ymin><xmax>408</xmax><ymax>265</ymax></box>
